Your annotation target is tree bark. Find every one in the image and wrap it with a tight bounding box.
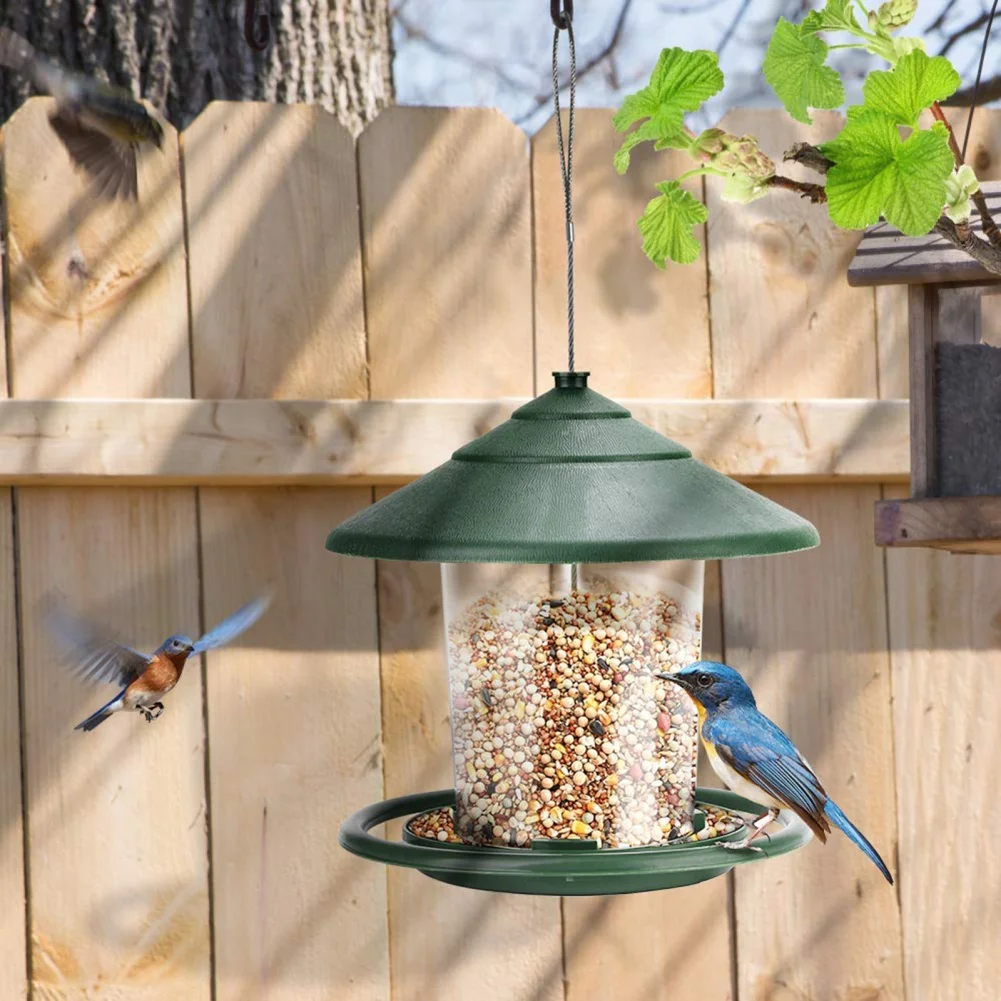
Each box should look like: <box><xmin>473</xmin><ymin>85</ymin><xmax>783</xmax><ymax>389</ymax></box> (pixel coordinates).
<box><xmin>0</xmin><ymin>0</ymin><xmax>394</xmax><ymax>134</ymax></box>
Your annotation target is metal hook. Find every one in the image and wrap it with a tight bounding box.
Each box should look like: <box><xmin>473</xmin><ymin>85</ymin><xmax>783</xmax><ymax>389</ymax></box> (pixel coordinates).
<box><xmin>551</xmin><ymin>0</ymin><xmax>573</xmax><ymax>30</ymax></box>
<box><xmin>244</xmin><ymin>0</ymin><xmax>271</xmax><ymax>51</ymax></box>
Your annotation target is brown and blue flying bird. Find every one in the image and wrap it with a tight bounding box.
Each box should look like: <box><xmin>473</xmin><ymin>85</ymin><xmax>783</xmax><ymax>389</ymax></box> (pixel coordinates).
<box><xmin>46</xmin><ymin>594</ymin><xmax>272</xmax><ymax>732</ymax></box>
<box><xmin>0</xmin><ymin>26</ymin><xmax>164</xmax><ymax>200</ymax></box>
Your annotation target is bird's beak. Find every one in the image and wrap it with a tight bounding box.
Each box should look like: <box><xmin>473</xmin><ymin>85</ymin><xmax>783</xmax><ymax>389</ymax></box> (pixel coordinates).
<box><xmin>656</xmin><ymin>671</ymin><xmax>688</xmax><ymax>689</ymax></box>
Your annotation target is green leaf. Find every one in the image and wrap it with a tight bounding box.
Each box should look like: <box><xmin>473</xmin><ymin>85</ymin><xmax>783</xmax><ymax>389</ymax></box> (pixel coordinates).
<box><xmin>612</xmin><ymin>48</ymin><xmax>723</xmax><ymax>171</ymax></box>
<box><xmin>801</xmin><ymin>0</ymin><xmax>860</xmax><ymax>34</ymax></box>
<box><xmin>654</xmin><ymin>132</ymin><xmax>692</xmax><ymax>152</ymax></box>
<box><xmin>614</xmin><ymin>120</ymin><xmax>660</xmax><ymax>174</ymax></box>
<box><xmin>944</xmin><ymin>164</ymin><xmax>980</xmax><ymax>224</ymax></box>
<box><xmin>612</xmin><ymin>49</ymin><xmax>723</xmax><ymax>172</ymax></box>
<box><xmin>821</xmin><ymin>114</ymin><xmax>954</xmax><ymax>235</ymax></box>
<box><xmin>862</xmin><ymin>49</ymin><xmax>961</xmax><ymax>127</ymax></box>
<box><xmin>637</xmin><ymin>181</ymin><xmax>708</xmax><ymax>267</ymax></box>
<box><xmin>763</xmin><ymin>18</ymin><xmax>845</xmax><ymax>124</ymax></box>
<box><xmin>612</xmin><ymin>48</ymin><xmax>724</xmax><ymax>132</ymax></box>
<box><xmin>613</xmin><ymin>114</ymin><xmax>691</xmax><ymax>173</ymax></box>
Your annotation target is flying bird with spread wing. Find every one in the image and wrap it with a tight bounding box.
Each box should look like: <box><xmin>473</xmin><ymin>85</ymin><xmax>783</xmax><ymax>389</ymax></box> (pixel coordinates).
<box><xmin>46</xmin><ymin>594</ymin><xmax>272</xmax><ymax>731</ymax></box>
<box><xmin>0</xmin><ymin>26</ymin><xmax>164</xmax><ymax>200</ymax></box>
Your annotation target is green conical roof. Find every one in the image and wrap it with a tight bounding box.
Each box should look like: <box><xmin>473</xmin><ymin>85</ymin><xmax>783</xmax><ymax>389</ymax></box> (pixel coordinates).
<box><xmin>325</xmin><ymin>372</ymin><xmax>819</xmax><ymax>563</ymax></box>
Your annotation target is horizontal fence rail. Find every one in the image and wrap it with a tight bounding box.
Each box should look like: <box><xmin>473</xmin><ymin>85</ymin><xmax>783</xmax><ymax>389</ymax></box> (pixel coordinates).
<box><xmin>0</xmin><ymin>397</ymin><xmax>910</xmax><ymax>484</ymax></box>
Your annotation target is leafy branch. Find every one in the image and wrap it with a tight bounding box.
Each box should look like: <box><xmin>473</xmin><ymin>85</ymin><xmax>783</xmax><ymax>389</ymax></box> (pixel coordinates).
<box><xmin>614</xmin><ymin>0</ymin><xmax>1001</xmax><ymax>274</ymax></box>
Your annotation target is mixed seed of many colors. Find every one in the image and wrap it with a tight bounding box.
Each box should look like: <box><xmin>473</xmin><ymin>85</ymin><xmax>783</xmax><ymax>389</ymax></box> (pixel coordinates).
<box><xmin>447</xmin><ymin>585</ymin><xmax>704</xmax><ymax>848</ymax></box>
<box><xmin>408</xmin><ymin>804</ymin><xmax>743</xmax><ymax>845</ymax></box>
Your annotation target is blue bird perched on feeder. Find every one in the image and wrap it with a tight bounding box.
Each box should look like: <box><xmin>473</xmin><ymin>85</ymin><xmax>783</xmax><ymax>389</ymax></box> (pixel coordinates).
<box><xmin>660</xmin><ymin>661</ymin><xmax>893</xmax><ymax>884</ymax></box>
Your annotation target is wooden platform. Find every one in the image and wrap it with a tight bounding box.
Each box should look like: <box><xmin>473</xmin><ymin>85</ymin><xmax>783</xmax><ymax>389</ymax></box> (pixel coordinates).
<box><xmin>875</xmin><ymin>496</ymin><xmax>1001</xmax><ymax>554</ymax></box>
<box><xmin>847</xmin><ymin>182</ymin><xmax>1001</xmax><ymax>286</ymax></box>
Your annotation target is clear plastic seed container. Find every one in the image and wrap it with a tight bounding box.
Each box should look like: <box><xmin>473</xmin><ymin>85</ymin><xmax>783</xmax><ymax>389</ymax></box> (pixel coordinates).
<box><xmin>442</xmin><ymin>561</ymin><xmax>703</xmax><ymax>849</ymax></box>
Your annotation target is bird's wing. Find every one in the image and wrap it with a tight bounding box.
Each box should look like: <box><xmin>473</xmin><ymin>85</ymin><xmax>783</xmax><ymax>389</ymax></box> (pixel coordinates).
<box><xmin>711</xmin><ymin>713</ymin><xmax>832</xmax><ymax>843</ymax></box>
<box><xmin>192</xmin><ymin>593</ymin><xmax>272</xmax><ymax>655</ymax></box>
<box><xmin>48</xmin><ymin>108</ymin><xmax>138</xmax><ymax>200</ymax></box>
<box><xmin>45</xmin><ymin>605</ymin><xmax>153</xmax><ymax>688</ymax></box>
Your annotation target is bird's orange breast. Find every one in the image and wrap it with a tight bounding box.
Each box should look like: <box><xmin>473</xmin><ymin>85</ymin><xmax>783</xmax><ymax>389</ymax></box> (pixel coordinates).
<box><xmin>129</xmin><ymin>653</ymin><xmax>182</xmax><ymax>695</ymax></box>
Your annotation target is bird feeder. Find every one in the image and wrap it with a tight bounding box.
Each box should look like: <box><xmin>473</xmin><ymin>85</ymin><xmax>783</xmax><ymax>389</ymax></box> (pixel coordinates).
<box><xmin>849</xmin><ymin>183</ymin><xmax>1001</xmax><ymax>554</ymax></box>
<box><xmin>327</xmin><ymin>372</ymin><xmax>818</xmax><ymax>894</ymax></box>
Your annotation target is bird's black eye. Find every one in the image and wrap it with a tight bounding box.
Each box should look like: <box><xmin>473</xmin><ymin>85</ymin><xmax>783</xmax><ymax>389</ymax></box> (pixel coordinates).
<box><xmin>697</xmin><ymin>673</ymin><xmax>713</xmax><ymax>688</ymax></box>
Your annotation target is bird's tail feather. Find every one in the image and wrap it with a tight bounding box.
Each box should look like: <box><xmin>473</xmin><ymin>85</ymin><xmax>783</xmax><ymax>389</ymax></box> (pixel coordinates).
<box><xmin>0</xmin><ymin>28</ymin><xmax>35</xmax><ymax>76</ymax></box>
<box><xmin>824</xmin><ymin>800</ymin><xmax>893</xmax><ymax>885</ymax></box>
<box><xmin>74</xmin><ymin>691</ymin><xmax>124</xmax><ymax>732</ymax></box>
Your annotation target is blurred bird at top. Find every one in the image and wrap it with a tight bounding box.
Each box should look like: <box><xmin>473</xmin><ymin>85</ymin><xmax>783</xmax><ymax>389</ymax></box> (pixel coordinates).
<box><xmin>0</xmin><ymin>27</ymin><xmax>164</xmax><ymax>200</ymax></box>
<box><xmin>659</xmin><ymin>661</ymin><xmax>893</xmax><ymax>884</ymax></box>
<box><xmin>46</xmin><ymin>593</ymin><xmax>272</xmax><ymax>732</ymax></box>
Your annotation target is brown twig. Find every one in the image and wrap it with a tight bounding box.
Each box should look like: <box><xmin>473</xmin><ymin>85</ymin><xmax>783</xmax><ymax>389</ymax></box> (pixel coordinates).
<box><xmin>930</xmin><ymin>101</ymin><xmax>1001</xmax><ymax>247</ymax></box>
<box><xmin>944</xmin><ymin>76</ymin><xmax>1001</xmax><ymax>107</ymax></box>
<box><xmin>928</xmin><ymin>0</ymin><xmax>962</xmax><ymax>34</ymax></box>
<box><xmin>935</xmin><ymin>217</ymin><xmax>1001</xmax><ymax>275</ymax></box>
<box><xmin>938</xmin><ymin>11</ymin><xmax>990</xmax><ymax>57</ymax></box>
<box><xmin>783</xmin><ymin>142</ymin><xmax>832</xmax><ymax>175</ymax></box>
<box><xmin>765</xmin><ymin>175</ymin><xmax>827</xmax><ymax>203</ymax></box>
<box><xmin>931</xmin><ymin>100</ymin><xmax>966</xmax><ymax>162</ymax></box>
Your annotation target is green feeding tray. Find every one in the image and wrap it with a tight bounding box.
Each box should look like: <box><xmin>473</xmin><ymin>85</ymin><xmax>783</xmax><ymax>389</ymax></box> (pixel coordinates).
<box><xmin>339</xmin><ymin>788</ymin><xmax>812</xmax><ymax>895</ymax></box>
<box><xmin>325</xmin><ymin>372</ymin><xmax>819</xmax><ymax>563</ymax></box>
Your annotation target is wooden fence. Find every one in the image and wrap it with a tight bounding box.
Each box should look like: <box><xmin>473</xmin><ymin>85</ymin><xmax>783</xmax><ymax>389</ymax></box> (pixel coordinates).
<box><xmin>0</xmin><ymin>96</ymin><xmax>996</xmax><ymax>1001</ymax></box>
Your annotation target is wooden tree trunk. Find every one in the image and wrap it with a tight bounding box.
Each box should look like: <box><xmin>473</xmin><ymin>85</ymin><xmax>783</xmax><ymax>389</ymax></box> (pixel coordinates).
<box><xmin>0</xmin><ymin>0</ymin><xmax>394</xmax><ymax>134</ymax></box>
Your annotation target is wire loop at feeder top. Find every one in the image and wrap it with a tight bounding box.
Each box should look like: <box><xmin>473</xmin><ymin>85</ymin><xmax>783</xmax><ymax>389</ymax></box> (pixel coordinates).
<box><xmin>551</xmin><ymin>0</ymin><xmax>573</xmax><ymax>31</ymax></box>
<box><xmin>325</xmin><ymin>372</ymin><xmax>819</xmax><ymax>564</ymax></box>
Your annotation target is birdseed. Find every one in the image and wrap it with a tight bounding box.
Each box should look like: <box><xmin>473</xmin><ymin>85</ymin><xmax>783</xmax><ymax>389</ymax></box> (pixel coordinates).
<box><xmin>408</xmin><ymin>803</ymin><xmax>742</xmax><ymax>846</ymax></box>
<box><xmin>446</xmin><ymin>583</ymin><xmax>702</xmax><ymax>848</ymax></box>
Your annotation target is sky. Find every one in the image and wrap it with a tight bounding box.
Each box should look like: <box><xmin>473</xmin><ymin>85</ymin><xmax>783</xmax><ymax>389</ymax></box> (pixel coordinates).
<box><xmin>391</xmin><ymin>0</ymin><xmax>998</xmax><ymax>133</ymax></box>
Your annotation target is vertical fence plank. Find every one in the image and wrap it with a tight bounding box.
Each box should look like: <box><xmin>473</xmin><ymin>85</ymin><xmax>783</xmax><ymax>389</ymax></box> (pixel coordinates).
<box><xmin>0</xmin><ymin>137</ymin><xmax>27</xmax><ymax>995</ymax></box>
<box><xmin>876</xmin><ymin>107</ymin><xmax>1001</xmax><ymax>1001</ymax></box>
<box><xmin>708</xmin><ymin>110</ymin><xmax>904</xmax><ymax>1001</ymax></box>
<box><xmin>363</xmin><ymin>107</ymin><xmax>533</xmax><ymax>400</ymax></box>
<box><xmin>6</xmin><ymin>97</ymin><xmax>210</xmax><ymax>997</ymax></box>
<box><xmin>184</xmin><ymin>102</ymin><xmax>388</xmax><ymax>1001</ymax></box>
<box><xmin>376</xmin><ymin>548</ymin><xmax>569</xmax><ymax>999</ymax></box>
<box><xmin>0</xmin><ymin>496</ymin><xmax>25</xmax><ymax>1001</ymax></box>
<box><xmin>884</xmin><ymin>535</ymin><xmax>1001</xmax><ymax>1000</ymax></box>
<box><xmin>362</xmin><ymin>106</ymin><xmax>564</xmax><ymax>1001</ymax></box>
<box><xmin>707</xmin><ymin>110</ymin><xmax>877</xmax><ymax>399</ymax></box>
<box><xmin>534</xmin><ymin>111</ymin><xmax>734</xmax><ymax>1000</ymax></box>
<box><xmin>186</xmin><ymin>102</ymin><xmax>367</xmax><ymax>400</ymax></box>
<box><xmin>533</xmin><ymin>109</ymin><xmax>711</xmax><ymax>397</ymax></box>
<box><xmin>721</xmin><ymin>488</ymin><xmax>903</xmax><ymax>1000</ymax></box>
